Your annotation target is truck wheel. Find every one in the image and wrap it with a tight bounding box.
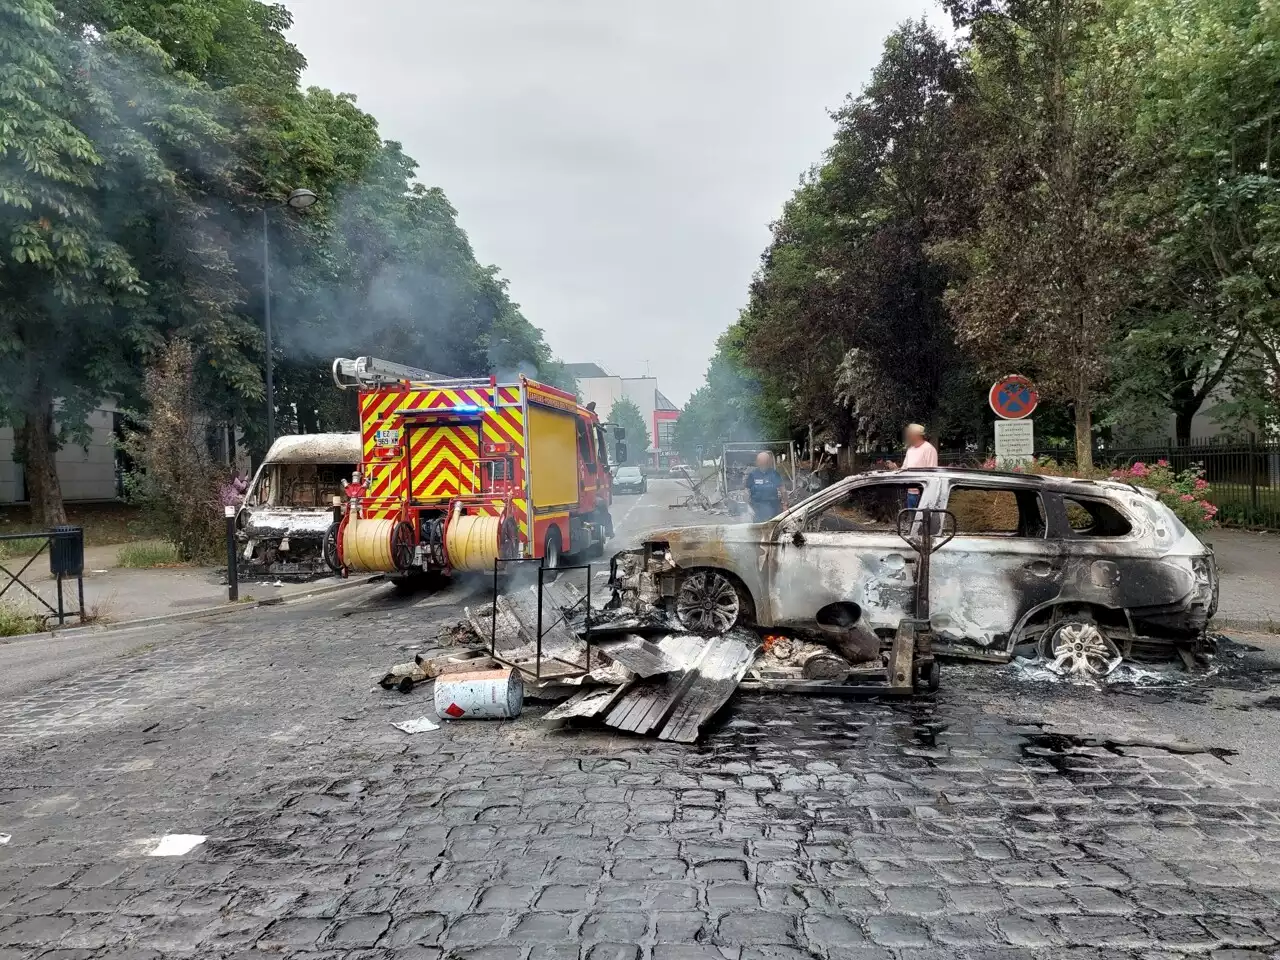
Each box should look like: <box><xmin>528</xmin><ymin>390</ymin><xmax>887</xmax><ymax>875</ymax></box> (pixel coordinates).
<box><xmin>543</xmin><ymin>528</ymin><xmax>563</xmax><ymax>569</ymax></box>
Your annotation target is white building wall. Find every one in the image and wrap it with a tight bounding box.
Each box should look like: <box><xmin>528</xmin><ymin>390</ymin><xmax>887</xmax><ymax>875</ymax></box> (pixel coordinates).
<box><xmin>0</xmin><ymin>400</ymin><xmax>121</xmax><ymax>504</ymax></box>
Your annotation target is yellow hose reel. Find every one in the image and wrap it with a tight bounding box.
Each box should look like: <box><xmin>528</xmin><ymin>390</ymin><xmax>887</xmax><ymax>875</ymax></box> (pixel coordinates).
<box><xmin>445</xmin><ymin>514</ymin><xmax>503</xmax><ymax>572</ymax></box>
<box><xmin>342</xmin><ymin>517</ymin><xmax>413</xmax><ymax>573</ymax></box>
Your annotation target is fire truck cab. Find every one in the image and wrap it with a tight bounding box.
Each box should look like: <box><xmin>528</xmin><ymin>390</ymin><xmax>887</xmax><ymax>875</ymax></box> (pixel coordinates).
<box><xmin>330</xmin><ymin>357</ymin><xmax>625</xmax><ymax>578</ymax></box>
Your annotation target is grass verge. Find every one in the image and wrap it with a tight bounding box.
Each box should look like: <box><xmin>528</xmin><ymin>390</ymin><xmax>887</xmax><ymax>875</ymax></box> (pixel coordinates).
<box><xmin>116</xmin><ymin>541</ymin><xmax>184</xmax><ymax>569</ymax></box>
<box><xmin>0</xmin><ymin>603</ymin><xmax>42</xmax><ymax>637</ymax></box>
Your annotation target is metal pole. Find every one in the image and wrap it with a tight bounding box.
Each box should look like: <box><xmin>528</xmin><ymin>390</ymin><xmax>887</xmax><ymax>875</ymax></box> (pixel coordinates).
<box><xmin>262</xmin><ymin>206</ymin><xmax>275</xmax><ymax>447</ymax></box>
<box><xmin>491</xmin><ymin>558</ymin><xmax>498</xmax><ymax>658</ymax></box>
<box><xmin>225</xmin><ymin>506</ymin><xmax>239</xmax><ymax>602</ymax></box>
<box><xmin>56</xmin><ymin>574</ymin><xmax>64</xmax><ymax>625</ymax></box>
<box><xmin>536</xmin><ymin>565</ymin><xmax>544</xmax><ymax>683</ymax></box>
<box><xmin>584</xmin><ymin>563</ymin><xmax>592</xmax><ymax>672</ymax></box>
<box><xmin>1250</xmin><ymin>432</ymin><xmax>1259</xmax><ymax>513</ymax></box>
<box><xmin>77</xmin><ymin>574</ymin><xmax>84</xmax><ymax>621</ymax></box>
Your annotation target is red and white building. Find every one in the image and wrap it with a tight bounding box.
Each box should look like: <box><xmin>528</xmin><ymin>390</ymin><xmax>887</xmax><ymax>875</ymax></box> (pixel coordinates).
<box><xmin>565</xmin><ymin>363</ymin><xmax>681</xmax><ymax>470</ymax></box>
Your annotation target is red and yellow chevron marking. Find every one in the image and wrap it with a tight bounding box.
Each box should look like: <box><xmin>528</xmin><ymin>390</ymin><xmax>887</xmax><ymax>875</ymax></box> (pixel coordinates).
<box><xmin>408</xmin><ymin>423</ymin><xmax>481</xmax><ymax>502</ymax></box>
<box><xmin>358</xmin><ymin>384</ymin><xmax>531</xmax><ymax>525</ymax></box>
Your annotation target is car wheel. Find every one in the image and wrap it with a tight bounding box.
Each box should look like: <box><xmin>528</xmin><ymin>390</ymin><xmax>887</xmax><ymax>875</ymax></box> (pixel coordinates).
<box><xmin>675</xmin><ymin>570</ymin><xmax>747</xmax><ymax>634</ymax></box>
<box><xmin>1040</xmin><ymin>617</ymin><xmax>1122</xmax><ymax>679</ymax></box>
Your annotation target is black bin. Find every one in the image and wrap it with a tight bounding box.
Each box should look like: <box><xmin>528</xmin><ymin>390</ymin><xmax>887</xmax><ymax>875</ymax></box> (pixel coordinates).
<box><xmin>50</xmin><ymin>525</ymin><xmax>84</xmax><ymax>578</ymax></box>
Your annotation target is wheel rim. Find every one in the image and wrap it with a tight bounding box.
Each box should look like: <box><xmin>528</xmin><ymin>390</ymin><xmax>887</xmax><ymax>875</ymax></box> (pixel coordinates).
<box><xmin>676</xmin><ymin>571</ymin><xmax>740</xmax><ymax>634</ymax></box>
<box><xmin>544</xmin><ymin>532</ymin><xmax>561</xmax><ymax>568</ymax></box>
<box><xmin>323</xmin><ymin>522</ymin><xmax>341</xmax><ymax>572</ymax></box>
<box><xmin>1045</xmin><ymin>621</ymin><xmax>1121</xmax><ymax>679</ymax></box>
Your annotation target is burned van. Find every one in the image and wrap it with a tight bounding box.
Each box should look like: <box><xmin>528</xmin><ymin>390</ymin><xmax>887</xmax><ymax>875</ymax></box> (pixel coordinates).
<box><xmin>237</xmin><ymin>433</ymin><xmax>361</xmax><ymax>577</ymax></box>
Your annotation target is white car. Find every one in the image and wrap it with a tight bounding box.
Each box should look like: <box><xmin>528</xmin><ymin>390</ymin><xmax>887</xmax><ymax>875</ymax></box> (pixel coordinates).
<box><xmin>617</xmin><ymin>468</ymin><xmax>1218</xmax><ymax>676</ymax></box>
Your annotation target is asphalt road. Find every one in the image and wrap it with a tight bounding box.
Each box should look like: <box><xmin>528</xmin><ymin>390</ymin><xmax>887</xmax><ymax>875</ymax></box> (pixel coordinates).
<box><xmin>3</xmin><ymin>479</ymin><xmax>1280</xmax><ymax>957</ymax></box>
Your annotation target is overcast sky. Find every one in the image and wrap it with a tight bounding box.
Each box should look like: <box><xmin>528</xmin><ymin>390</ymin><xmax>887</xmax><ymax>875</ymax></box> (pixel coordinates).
<box><xmin>281</xmin><ymin>1</ymin><xmax>942</xmax><ymax>404</ymax></box>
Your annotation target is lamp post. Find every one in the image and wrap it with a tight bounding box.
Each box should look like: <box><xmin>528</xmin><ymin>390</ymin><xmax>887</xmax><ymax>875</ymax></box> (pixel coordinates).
<box><xmin>262</xmin><ymin>187</ymin><xmax>318</xmax><ymax>447</ymax></box>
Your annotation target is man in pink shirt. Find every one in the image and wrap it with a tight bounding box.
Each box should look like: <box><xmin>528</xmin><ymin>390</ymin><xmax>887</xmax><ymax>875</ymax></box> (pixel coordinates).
<box><xmin>902</xmin><ymin>424</ymin><xmax>938</xmax><ymax>469</ymax></box>
<box><xmin>900</xmin><ymin>424</ymin><xmax>937</xmax><ymax>508</ymax></box>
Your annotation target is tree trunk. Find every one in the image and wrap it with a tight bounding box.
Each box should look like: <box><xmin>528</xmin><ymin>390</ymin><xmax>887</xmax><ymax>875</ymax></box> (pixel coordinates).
<box><xmin>1173</xmin><ymin>407</ymin><xmax>1196</xmax><ymax>447</ymax></box>
<box><xmin>17</xmin><ymin>400</ymin><xmax>67</xmax><ymax>526</ymax></box>
<box><xmin>1073</xmin><ymin>392</ymin><xmax>1093</xmax><ymax>473</ymax></box>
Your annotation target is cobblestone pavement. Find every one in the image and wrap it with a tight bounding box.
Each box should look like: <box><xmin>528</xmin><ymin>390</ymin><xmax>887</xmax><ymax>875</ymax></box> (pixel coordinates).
<box><xmin>2</xmin><ymin>590</ymin><xmax>1280</xmax><ymax>960</ymax></box>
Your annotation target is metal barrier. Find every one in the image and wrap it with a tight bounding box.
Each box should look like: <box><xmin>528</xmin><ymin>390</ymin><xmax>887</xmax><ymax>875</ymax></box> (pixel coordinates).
<box><xmin>489</xmin><ymin>558</ymin><xmax>594</xmax><ymax>682</ymax></box>
<box><xmin>0</xmin><ymin>526</ymin><xmax>86</xmax><ymax>626</ymax></box>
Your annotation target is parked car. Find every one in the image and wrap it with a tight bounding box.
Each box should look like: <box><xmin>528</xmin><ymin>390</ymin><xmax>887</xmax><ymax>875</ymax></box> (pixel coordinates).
<box><xmin>613</xmin><ymin>465</ymin><xmax>647</xmax><ymax>495</ymax></box>
<box><xmin>615</xmin><ymin>467</ymin><xmax>1217</xmax><ymax>676</ymax></box>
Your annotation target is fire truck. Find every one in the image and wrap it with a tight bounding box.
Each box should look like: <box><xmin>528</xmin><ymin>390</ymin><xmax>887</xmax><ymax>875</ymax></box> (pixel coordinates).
<box><xmin>329</xmin><ymin>357</ymin><xmax>624</xmax><ymax>578</ymax></box>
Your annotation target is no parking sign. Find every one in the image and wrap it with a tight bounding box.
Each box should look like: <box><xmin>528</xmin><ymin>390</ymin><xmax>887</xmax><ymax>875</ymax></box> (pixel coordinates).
<box><xmin>989</xmin><ymin>375</ymin><xmax>1038</xmax><ymax>420</ymax></box>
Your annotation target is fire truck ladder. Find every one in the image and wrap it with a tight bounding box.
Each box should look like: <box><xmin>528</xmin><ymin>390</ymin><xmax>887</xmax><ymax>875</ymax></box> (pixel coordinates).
<box><xmin>332</xmin><ymin>356</ymin><xmax>462</xmax><ymax>390</ymax></box>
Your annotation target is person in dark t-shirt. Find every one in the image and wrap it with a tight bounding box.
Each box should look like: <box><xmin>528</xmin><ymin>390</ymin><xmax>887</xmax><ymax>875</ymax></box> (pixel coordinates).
<box><xmin>743</xmin><ymin>451</ymin><xmax>786</xmax><ymax>522</ymax></box>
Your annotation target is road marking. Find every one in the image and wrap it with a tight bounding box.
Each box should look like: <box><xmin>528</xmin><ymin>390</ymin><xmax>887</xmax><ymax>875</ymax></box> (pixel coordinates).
<box><xmin>149</xmin><ymin>834</ymin><xmax>206</xmax><ymax>857</ymax></box>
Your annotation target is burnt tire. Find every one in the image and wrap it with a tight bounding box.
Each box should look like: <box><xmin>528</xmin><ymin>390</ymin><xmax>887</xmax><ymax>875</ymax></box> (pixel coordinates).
<box><xmin>675</xmin><ymin>570</ymin><xmax>750</xmax><ymax>634</ymax></box>
<box><xmin>323</xmin><ymin>521</ymin><xmax>341</xmax><ymax>573</ymax></box>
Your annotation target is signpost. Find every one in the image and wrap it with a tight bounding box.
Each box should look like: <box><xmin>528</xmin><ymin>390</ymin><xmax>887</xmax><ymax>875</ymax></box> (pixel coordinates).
<box><xmin>994</xmin><ymin>420</ymin><xmax>1034</xmax><ymax>465</ymax></box>
<box><xmin>990</xmin><ymin>375</ymin><xmax>1037</xmax><ymax>465</ymax></box>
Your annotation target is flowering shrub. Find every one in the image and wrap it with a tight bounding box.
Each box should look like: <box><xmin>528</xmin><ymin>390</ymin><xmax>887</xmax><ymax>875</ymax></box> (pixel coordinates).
<box><xmin>980</xmin><ymin>456</ymin><xmax>1217</xmax><ymax>533</ymax></box>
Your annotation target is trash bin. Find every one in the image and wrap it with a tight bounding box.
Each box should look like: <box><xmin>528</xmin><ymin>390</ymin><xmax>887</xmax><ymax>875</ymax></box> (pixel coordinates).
<box><xmin>50</xmin><ymin>525</ymin><xmax>84</xmax><ymax>578</ymax></box>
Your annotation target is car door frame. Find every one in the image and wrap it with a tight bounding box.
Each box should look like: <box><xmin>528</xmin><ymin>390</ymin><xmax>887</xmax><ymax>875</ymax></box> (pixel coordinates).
<box><xmin>930</xmin><ymin>476</ymin><xmax>1066</xmax><ymax>654</ymax></box>
<box><xmin>763</xmin><ymin>474</ymin><xmax>942</xmax><ymax>632</ymax></box>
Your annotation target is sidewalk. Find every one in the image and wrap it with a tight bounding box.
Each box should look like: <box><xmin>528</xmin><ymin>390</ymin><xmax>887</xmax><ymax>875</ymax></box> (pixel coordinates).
<box><xmin>1204</xmin><ymin>527</ymin><xmax>1280</xmax><ymax>629</ymax></box>
<box><xmin>5</xmin><ymin>540</ymin><xmax>352</xmax><ymax>628</ymax></box>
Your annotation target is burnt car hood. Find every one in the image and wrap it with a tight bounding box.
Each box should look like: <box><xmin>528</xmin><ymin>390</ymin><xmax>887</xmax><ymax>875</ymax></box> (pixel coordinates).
<box><xmin>241</xmin><ymin>508</ymin><xmax>333</xmax><ymax>541</ymax></box>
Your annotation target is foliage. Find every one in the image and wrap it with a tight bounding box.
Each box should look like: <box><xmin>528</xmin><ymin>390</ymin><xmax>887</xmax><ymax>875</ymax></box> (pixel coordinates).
<box><xmin>119</xmin><ymin>341</ymin><xmax>225</xmax><ymax>561</ymax></box>
<box><xmin>740</xmin><ymin>21</ymin><xmax>982</xmax><ymax>449</ymax></box>
<box><xmin>1111</xmin><ymin>0</ymin><xmax>1280</xmax><ymax>439</ymax></box>
<box><xmin>0</xmin><ymin>602</ymin><xmax>41</xmax><ymax>637</ymax></box>
<box><xmin>979</xmin><ymin>455</ymin><xmax>1217</xmax><ymax>532</ymax></box>
<box><xmin>2</xmin><ymin>0</ymin><xmax>564</xmax><ymax>524</ymax></box>
<box><xmin>605</xmin><ymin>397</ymin><xmax>650</xmax><ymax>465</ymax></box>
<box><xmin>674</xmin><ymin>325</ymin><xmax>788</xmax><ymax>461</ymax></box>
<box><xmin>116</xmin><ymin>539</ymin><xmax>183</xmax><ymax>568</ymax></box>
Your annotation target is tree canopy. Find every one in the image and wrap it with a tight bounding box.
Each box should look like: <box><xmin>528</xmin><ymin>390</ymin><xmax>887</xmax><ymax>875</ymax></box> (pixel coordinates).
<box><xmin>1</xmin><ymin>0</ymin><xmax>567</xmax><ymax>522</ymax></box>
<box><xmin>685</xmin><ymin>0</ymin><xmax>1280</xmax><ymax>463</ymax></box>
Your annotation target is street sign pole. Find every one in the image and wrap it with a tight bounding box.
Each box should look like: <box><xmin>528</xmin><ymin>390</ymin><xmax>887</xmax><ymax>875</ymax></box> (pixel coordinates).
<box><xmin>989</xmin><ymin>375</ymin><xmax>1038</xmax><ymax>466</ymax></box>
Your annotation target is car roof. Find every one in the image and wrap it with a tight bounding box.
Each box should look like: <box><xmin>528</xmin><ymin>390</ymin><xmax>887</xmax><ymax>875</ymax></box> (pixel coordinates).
<box><xmin>858</xmin><ymin>467</ymin><xmax>1135</xmax><ymax>496</ymax></box>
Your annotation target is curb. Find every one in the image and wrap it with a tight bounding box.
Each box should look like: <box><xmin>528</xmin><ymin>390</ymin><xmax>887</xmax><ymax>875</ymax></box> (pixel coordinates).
<box><xmin>43</xmin><ymin>574</ymin><xmax>387</xmax><ymax>638</ymax></box>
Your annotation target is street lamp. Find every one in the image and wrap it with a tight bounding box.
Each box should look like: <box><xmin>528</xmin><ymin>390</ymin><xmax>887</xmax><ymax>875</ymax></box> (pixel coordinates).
<box><xmin>261</xmin><ymin>188</ymin><xmax>318</xmax><ymax>447</ymax></box>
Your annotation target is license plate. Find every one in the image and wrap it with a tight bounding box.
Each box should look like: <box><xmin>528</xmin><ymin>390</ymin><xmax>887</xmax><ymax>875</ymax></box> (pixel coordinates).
<box><xmin>375</xmin><ymin>429</ymin><xmax>400</xmax><ymax>446</ymax></box>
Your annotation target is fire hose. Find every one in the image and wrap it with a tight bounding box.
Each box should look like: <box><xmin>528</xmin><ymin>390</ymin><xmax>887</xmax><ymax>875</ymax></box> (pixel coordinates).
<box><xmin>444</xmin><ymin>514</ymin><xmax>503</xmax><ymax>572</ymax></box>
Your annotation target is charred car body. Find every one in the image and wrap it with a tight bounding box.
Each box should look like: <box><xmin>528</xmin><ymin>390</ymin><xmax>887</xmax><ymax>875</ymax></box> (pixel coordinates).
<box><xmin>617</xmin><ymin>468</ymin><xmax>1218</xmax><ymax>677</ymax></box>
<box><xmin>236</xmin><ymin>434</ymin><xmax>361</xmax><ymax>577</ymax></box>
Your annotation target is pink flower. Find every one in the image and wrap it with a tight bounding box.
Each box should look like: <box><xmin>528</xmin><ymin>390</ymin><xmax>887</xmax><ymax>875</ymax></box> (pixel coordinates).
<box><xmin>1180</xmin><ymin>494</ymin><xmax>1195</xmax><ymax>502</ymax></box>
<box><xmin>1111</xmin><ymin>469</ymin><xmax>1124</xmax><ymax>479</ymax></box>
<box><xmin>1157</xmin><ymin>459</ymin><xmax>1169</xmax><ymax>467</ymax></box>
<box><xmin>1194</xmin><ymin>478</ymin><xmax>1208</xmax><ymax>490</ymax></box>
<box><xmin>982</xmin><ymin>458</ymin><xmax>998</xmax><ymax>470</ymax></box>
<box><xmin>1130</xmin><ymin>462</ymin><xmax>1148</xmax><ymax>477</ymax></box>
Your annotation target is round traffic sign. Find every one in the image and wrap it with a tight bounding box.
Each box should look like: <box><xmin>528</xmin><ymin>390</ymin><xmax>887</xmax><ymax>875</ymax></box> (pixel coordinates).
<box><xmin>989</xmin><ymin>375</ymin><xmax>1038</xmax><ymax>420</ymax></box>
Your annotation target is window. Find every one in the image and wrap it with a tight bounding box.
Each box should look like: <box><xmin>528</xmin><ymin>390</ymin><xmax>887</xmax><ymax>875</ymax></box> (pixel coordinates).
<box><xmin>576</xmin><ymin>418</ymin><xmax>596</xmax><ymax>473</ymax></box>
<box><xmin>947</xmin><ymin>486</ymin><xmax>1046</xmax><ymax>538</ymax></box>
<box><xmin>1062</xmin><ymin>497</ymin><xmax>1132</xmax><ymax>538</ymax></box>
<box><xmin>803</xmin><ymin>483</ymin><xmax>917</xmax><ymax>533</ymax></box>
<box><xmin>657</xmin><ymin>420</ymin><xmax>676</xmax><ymax>449</ymax></box>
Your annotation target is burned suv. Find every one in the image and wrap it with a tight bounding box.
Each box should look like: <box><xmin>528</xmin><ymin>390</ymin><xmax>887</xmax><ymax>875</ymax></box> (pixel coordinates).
<box><xmin>621</xmin><ymin>468</ymin><xmax>1217</xmax><ymax>674</ymax></box>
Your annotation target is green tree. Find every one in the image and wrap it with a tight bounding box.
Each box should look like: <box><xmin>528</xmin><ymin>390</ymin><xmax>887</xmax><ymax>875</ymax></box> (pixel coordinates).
<box><xmin>1111</xmin><ymin>0</ymin><xmax>1280</xmax><ymax>438</ymax></box>
<box><xmin>606</xmin><ymin>397</ymin><xmax>650</xmax><ymax>465</ymax></box>
<box><xmin>938</xmin><ymin>0</ymin><xmax>1144</xmax><ymax>469</ymax></box>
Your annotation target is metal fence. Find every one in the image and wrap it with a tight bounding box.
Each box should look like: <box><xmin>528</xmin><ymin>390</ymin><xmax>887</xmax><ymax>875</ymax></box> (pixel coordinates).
<box><xmin>0</xmin><ymin>526</ymin><xmax>86</xmax><ymax>627</ymax></box>
<box><xmin>842</xmin><ymin>436</ymin><xmax>1280</xmax><ymax>530</ymax></box>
